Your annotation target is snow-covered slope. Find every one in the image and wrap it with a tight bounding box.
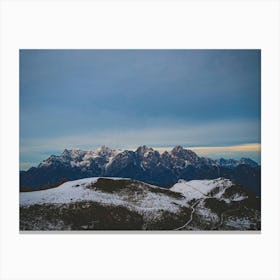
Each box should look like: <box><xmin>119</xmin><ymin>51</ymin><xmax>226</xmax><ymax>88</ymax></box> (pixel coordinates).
<box><xmin>20</xmin><ymin>177</ymin><xmax>187</xmax><ymax>213</ymax></box>
<box><xmin>21</xmin><ymin>177</ymin><xmax>100</xmax><ymax>206</ymax></box>
<box><xmin>170</xmin><ymin>178</ymin><xmax>233</xmax><ymax>201</ymax></box>
<box><xmin>20</xmin><ymin>177</ymin><xmax>239</xmax><ymax>209</ymax></box>
<box><xmin>20</xmin><ymin>177</ymin><xmax>260</xmax><ymax>231</ymax></box>
<box><xmin>170</xmin><ymin>178</ymin><xmax>250</xmax><ymax>204</ymax></box>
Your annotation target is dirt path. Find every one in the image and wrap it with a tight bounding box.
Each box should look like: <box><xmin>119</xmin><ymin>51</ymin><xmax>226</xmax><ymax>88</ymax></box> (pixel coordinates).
<box><xmin>173</xmin><ymin>198</ymin><xmax>203</xmax><ymax>230</ymax></box>
<box><xmin>173</xmin><ymin>184</ymin><xmax>233</xmax><ymax>231</ymax></box>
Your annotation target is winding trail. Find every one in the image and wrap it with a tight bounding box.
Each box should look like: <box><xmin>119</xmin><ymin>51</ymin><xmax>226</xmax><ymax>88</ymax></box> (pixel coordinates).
<box><xmin>183</xmin><ymin>182</ymin><xmax>209</xmax><ymax>197</ymax></box>
<box><xmin>173</xmin><ymin>182</ymin><xmax>208</xmax><ymax>230</ymax></box>
<box><xmin>173</xmin><ymin>183</ymin><xmax>233</xmax><ymax>231</ymax></box>
<box><xmin>173</xmin><ymin>199</ymin><xmax>203</xmax><ymax>230</ymax></box>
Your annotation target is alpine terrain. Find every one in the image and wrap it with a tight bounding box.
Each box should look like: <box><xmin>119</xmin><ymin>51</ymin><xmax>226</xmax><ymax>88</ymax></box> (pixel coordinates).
<box><xmin>20</xmin><ymin>145</ymin><xmax>261</xmax><ymax>194</ymax></box>
<box><xmin>20</xmin><ymin>177</ymin><xmax>260</xmax><ymax>231</ymax></box>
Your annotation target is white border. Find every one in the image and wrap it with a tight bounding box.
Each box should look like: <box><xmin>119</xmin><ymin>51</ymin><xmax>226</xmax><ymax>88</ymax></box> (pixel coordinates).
<box><xmin>1</xmin><ymin>1</ymin><xmax>279</xmax><ymax>280</ymax></box>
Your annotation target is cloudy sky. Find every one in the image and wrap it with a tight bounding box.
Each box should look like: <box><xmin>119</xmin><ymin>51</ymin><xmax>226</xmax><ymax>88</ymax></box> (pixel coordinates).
<box><xmin>20</xmin><ymin>50</ymin><xmax>261</xmax><ymax>170</ymax></box>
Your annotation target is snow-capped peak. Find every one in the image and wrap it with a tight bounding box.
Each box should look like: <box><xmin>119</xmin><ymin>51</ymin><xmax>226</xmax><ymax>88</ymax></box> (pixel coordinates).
<box><xmin>171</xmin><ymin>145</ymin><xmax>184</xmax><ymax>154</ymax></box>
<box><xmin>136</xmin><ymin>145</ymin><xmax>154</xmax><ymax>155</ymax></box>
<box><xmin>95</xmin><ymin>145</ymin><xmax>113</xmax><ymax>156</ymax></box>
<box><xmin>38</xmin><ymin>147</ymin><xmax>121</xmax><ymax>169</ymax></box>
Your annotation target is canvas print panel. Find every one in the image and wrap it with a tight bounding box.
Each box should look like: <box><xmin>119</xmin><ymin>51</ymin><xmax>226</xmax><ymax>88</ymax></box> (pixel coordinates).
<box><xmin>19</xmin><ymin>50</ymin><xmax>261</xmax><ymax>231</ymax></box>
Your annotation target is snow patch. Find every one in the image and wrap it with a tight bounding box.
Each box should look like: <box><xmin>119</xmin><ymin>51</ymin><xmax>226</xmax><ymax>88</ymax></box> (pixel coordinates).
<box><xmin>170</xmin><ymin>178</ymin><xmax>233</xmax><ymax>201</ymax></box>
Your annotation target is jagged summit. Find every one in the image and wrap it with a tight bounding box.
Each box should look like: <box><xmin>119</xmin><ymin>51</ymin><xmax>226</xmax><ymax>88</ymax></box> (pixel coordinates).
<box><xmin>136</xmin><ymin>145</ymin><xmax>153</xmax><ymax>153</ymax></box>
<box><xmin>171</xmin><ymin>145</ymin><xmax>199</xmax><ymax>163</ymax></box>
<box><xmin>62</xmin><ymin>148</ymin><xmax>85</xmax><ymax>157</ymax></box>
<box><xmin>239</xmin><ymin>157</ymin><xmax>259</xmax><ymax>167</ymax></box>
<box><xmin>136</xmin><ymin>145</ymin><xmax>158</xmax><ymax>158</ymax></box>
<box><xmin>171</xmin><ymin>145</ymin><xmax>184</xmax><ymax>153</ymax></box>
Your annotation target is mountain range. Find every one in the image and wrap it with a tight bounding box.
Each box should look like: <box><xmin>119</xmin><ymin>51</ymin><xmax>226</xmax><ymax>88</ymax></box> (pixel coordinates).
<box><xmin>20</xmin><ymin>145</ymin><xmax>261</xmax><ymax>194</ymax></box>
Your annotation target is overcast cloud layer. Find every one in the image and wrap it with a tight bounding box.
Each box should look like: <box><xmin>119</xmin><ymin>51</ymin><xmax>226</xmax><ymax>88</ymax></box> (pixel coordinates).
<box><xmin>20</xmin><ymin>50</ymin><xmax>260</xmax><ymax>169</ymax></box>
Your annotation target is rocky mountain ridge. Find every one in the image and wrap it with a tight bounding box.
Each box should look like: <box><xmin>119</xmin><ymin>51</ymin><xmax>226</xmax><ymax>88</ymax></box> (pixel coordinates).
<box><xmin>20</xmin><ymin>145</ymin><xmax>260</xmax><ymax>194</ymax></box>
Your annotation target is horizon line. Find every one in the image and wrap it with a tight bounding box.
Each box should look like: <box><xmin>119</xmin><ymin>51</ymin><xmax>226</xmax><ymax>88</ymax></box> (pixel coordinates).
<box><xmin>35</xmin><ymin>142</ymin><xmax>260</xmax><ymax>152</ymax></box>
